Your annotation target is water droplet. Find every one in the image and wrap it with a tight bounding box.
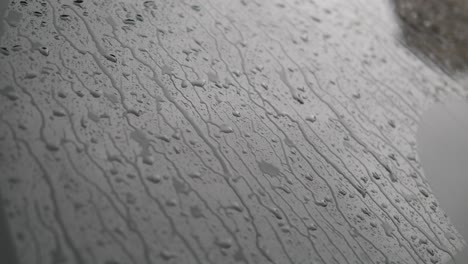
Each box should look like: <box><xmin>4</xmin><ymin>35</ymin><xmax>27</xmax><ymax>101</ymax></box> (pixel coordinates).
<box><xmin>24</xmin><ymin>72</ymin><xmax>37</xmax><ymax>79</ymax></box>
<box><xmin>5</xmin><ymin>10</ymin><xmax>22</xmax><ymax>27</ymax></box>
<box><xmin>60</xmin><ymin>14</ymin><xmax>71</xmax><ymax>21</ymax></box>
<box><xmin>227</xmin><ymin>202</ymin><xmax>243</xmax><ymax>212</ymax></box>
<box><xmin>315</xmin><ymin>199</ymin><xmax>327</xmax><ymax>207</ymax></box>
<box><xmin>188</xmin><ymin>171</ymin><xmax>201</xmax><ymax>179</ymax></box>
<box><xmin>258</xmin><ymin>160</ymin><xmax>280</xmax><ymax>177</ymax></box>
<box><xmin>0</xmin><ymin>86</ymin><xmax>19</xmax><ymax>101</ymax></box>
<box><xmin>160</xmin><ymin>250</ymin><xmax>176</xmax><ymax>260</ymax></box>
<box><xmin>382</xmin><ymin>221</ymin><xmax>394</xmax><ymax>237</ymax></box>
<box><xmin>166</xmin><ymin>198</ymin><xmax>177</xmax><ymax>207</ymax></box>
<box><xmin>0</xmin><ymin>47</ymin><xmax>10</xmax><ymax>56</ymax></box>
<box><xmin>190</xmin><ymin>79</ymin><xmax>206</xmax><ymax>88</ymax></box>
<box><xmin>207</xmin><ymin>71</ymin><xmax>220</xmax><ymax>83</ymax></box>
<box><xmin>306</xmin><ymin>115</ymin><xmax>316</xmax><ymax>122</ymax></box>
<box><xmin>46</xmin><ymin>142</ymin><xmax>60</xmax><ymax>152</ymax></box>
<box><xmin>191</xmin><ymin>5</ymin><xmax>201</xmax><ymax>12</ymax></box>
<box><xmin>127</xmin><ymin>108</ymin><xmax>140</xmax><ymax>117</ymax></box>
<box><xmin>161</xmin><ymin>65</ymin><xmax>173</xmax><ymax>75</ymax></box>
<box><xmin>372</xmin><ymin>172</ymin><xmax>381</xmax><ymax>180</ymax></box>
<box><xmin>104</xmin><ymin>54</ymin><xmax>117</xmax><ymax>63</ymax></box>
<box><xmin>307</xmin><ymin>223</ymin><xmax>317</xmax><ymax>231</ymax></box>
<box><xmin>269</xmin><ymin>207</ymin><xmax>282</xmax><ymax>220</ymax></box>
<box><xmin>419</xmin><ymin>187</ymin><xmax>429</xmax><ymax>197</ymax></box>
<box><xmin>123</xmin><ymin>18</ymin><xmax>136</xmax><ymax>25</ymax></box>
<box><xmin>216</xmin><ymin>238</ymin><xmax>233</xmax><ymax>249</ymax></box>
<box><xmin>220</xmin><ymin>124</ymin><xmax>233</xmax><ymax>134</ymax></box>
<box><xmin>142</xmin><ymin>155</ymin><xmax>154</xmax><ymax>165</ymax></box>
<box><xmin>190</xmin><ymin>206</ymin><xmax>204</xmax><ymax>218</ymax></box>
<box><xmin>146</xmin><ymin>174</ymin><xmax>161</xmax><ymax>184</ymax></box>
<box><xmin>90</xmin><ymin>90</ymin><xmax>103</xmax><ymax>98</ymax></box>
<box><xmin>52</xmin><ymin>109</ymin><xmax>66</xmax><ymax>117</ymax></box>
<box><xmin>39</xmin><ymin>47</ymin><xmax>49</xmax><ymax>56</ymax></box>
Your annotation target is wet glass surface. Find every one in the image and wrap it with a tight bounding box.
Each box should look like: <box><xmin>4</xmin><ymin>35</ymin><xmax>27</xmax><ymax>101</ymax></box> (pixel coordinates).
<box><xmin>0</xmin><ymin>0</ymin><xmax>467</xmax><ymax>263</ymax></box>
<box><xmin>417</xmin><ymin>98</ymin><xmax>468</xmax><ymax>264</ymax></box>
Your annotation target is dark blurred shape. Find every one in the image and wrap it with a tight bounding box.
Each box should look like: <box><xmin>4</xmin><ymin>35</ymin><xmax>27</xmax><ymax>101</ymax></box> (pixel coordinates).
<box><xmin>394</xmin><ymin>0</ymin><xmax>468</xmax><ymax>73</ymax></box>
<box><xmin>0</xmin><ymin>193</ymin><xmax>18</xmax><ymax>264</ymax></box>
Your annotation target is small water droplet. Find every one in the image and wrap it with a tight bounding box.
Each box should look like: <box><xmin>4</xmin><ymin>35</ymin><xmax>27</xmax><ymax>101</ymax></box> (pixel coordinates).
<box><xmin>269</xmin><ymin>207</ymin><xmax>282</xmax><ymax>220</ymax></box>
<box><xmin>160</xmin><ymin>250</ymin><xmax>176</xmax><ymax>261</ymax></box>
<box><xmin>39</xmin><ymin>47</ymin><xmax>49</xmax><ymax>56</ymax></box>
<box><xmin>315</xmin><ymin>199</ymin><xmax>327</xmax><ymax>207</ymax></box>
<box><xmin>142</xmin><ymin>155</ymin><xmax>154</xmax><ymax>165</ymax></box>
<box><xmin>166</xmin><ymin>198</ymin><xmax>177</xmax><ymax>207</ymax></box>
<box><xmin>46</xmin><ymin>142</ymin><xmax>60</xmax><ymax>152</ymax></box>
<box><xmin>24</xmin><ymin>72</ymin><xmax>37</xmax><ymax>79</ymax></box>
<box><xmin>90</xmin><ymin>90</ymin><xmax>103</xmax><ymax>98</ymax></box>
<box><xmin>382</xmin><ymin>221</ymin><xmax>394</xmax><ymax>237</ymax></box>
<box><xmin>0</xmin><ymin>86</ymin><xmax>19</xmax><ymax>101</ymax></box>
<box><xmin>306</xmin><ymin>115</ymin><xmax>316</xmax><ymax>123</ymax></box>
<box><xmin>104</xmin><ymin>54</ymin><xmax>117</xmax><ymax>63</ymax></box>
<box><xmin>0</xmin><ymin>47</ymin><xmax>10</xmax><ymax>56</ymax></box>
<box><xmin>190</xmin><ymin>79</ymin><xmax>206</xmax><ymax>88</ymax></box>
<box><xmin>52</xmin><ymin>109</ymin><xmax>66</xmax><ymax>117</ymax></box>
<box><xmin>146</xmin><ymin>174</ymin><xmax>161</xmax><ymax>184</ymax></box>
<box><xmin>220</xmin><ymin>124</ymin><xmax>233</xmax><ymax>134</ymax></box>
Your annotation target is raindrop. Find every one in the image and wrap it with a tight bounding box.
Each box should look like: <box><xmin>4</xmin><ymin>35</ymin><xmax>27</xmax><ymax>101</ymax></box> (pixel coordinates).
<box><xmin>5</xmin><ymin>10</ymin><xmax>22</xmax><ymax>27</ymax></box>
<box><xmin>188</xmin><ymin>171</ymin><xmax>201</xmax><ymax>179</ymax></box>
<box><xmin>90</xmin><ymin>90</ymin><xmax>103</xmax><ymax>98</ymax></box>
<box><xmin>315</xmin><ymin>199</ymin><xmax>327</xmax><ymax>207</ymax></box>
<box><xmin>0</xmin><ymin>47</ymin><xmax>9</xmax><ymax>56</ymax></box>
<box><xmin>166</xmin><ymin>199</ymin><xmax>177</xmax><ymax>207</ymax></box>
<box><xmin>269</xmin><ymin>207</ymin><xmax>282</xmax><ymax>220</ymax></box>
<box><xmin>39</xmin><ymin>47</ymin><xmax>49</xmax><ymax>56</ymax></box>
<box><xmin>60</xmin><ymin>14</ymin><xmax>71</xmax><ymax>21</ymax></box>
<box><xmin>46</xmin><ymin>142</ymin><xmax>60</xmax><ymax>152</ymax></box>
<box><xmin>161</xmin><ymin>65</ymin><xmax>173</xmax><ymax>75</ymax></box>
<box><xmin>190</xmin><ymin>79</ymin><xmax>206</xmax><ymax>87</ymax></box>
<box><xmin>146</xmin><ymin>174</ymin><xmax>161</xmax><ymax>184</ymax></box>
<box><xmin>104</xmin><ymin>54</ymin><xmax>117</xmax><ymax>63</ymax></box>
<box><xmin>372</xmin><ymin>172</ymin><xmax>381</xmax><ymax>180</ymax></box>
<box><xmin>220</xmin><ymin>124</ymin><xmax>234</xmax><ymax>134</ymax></box>
<box><xmin>142</xmin><ymin>155</ymin><xmax>154</xmax><ymax>165</ymax></box>
<box><xmin>419</xmin><ymin>188</ymin><xmax>429</xmax><ymax>197</ymax></box>
<box><xmin>160</xmin><ymin>250</ymin><xmax>176</xmax><ymax>261</ymax></box>
<box><xmin>24</xmin><ymin>72</ymin><xmax>37</xmax><ymax>79</ymax></box>
<box><xmin>0</xmin><ymin>86</ymin><xmax>19</xmax><ymax>101</ymax></box>
<box><xmin>127</xmin><ymin>108</ymin><xmax>140</xmax><ymax>117</ymax></box>
<box><xmin>191</xmin><ymin>5</ymin><xmax>201</xmax><ymax>12</ymax></box>
<box><xmin>307</xmin><ymin>223</ymin><xmax>317</xmax><ymax>231</ymax></box>
<box><xmin>52</xmin><ymin>109</ymin><xmax>66</xmax><ymax>117</ymax></box>
<box><xmin>123</xmin><ymin>18</ymin><xmax>136</xmax><ymax>25</ymax></box>
<box><xmin>306</xmin><ymin>115</ymin><xmax>316</xmax><ymax>123</ymax></box>
<box><xmin>227</xmin><ymin>202</ymin><xmax>243</xmax><ymax>212</ymax></box>
<box><xmin>381</xmin><ymin>221</ymin><xmax>394</xmax><ymax>237</ymax></box>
